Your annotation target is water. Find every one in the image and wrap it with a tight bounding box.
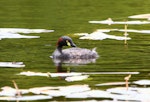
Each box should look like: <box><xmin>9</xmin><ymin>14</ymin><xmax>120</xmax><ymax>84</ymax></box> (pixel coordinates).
<box><xmin>0</xmin><ymin>0</ymin><xmax>150</xmax><ymax>101</ymax></box>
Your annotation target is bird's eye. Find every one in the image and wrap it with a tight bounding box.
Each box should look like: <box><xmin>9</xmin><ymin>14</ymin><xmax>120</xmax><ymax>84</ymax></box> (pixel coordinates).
<box><xmin>66</xmin><ymin>40</ymin><xmax>71</xmax><ymax>46</ymax></box>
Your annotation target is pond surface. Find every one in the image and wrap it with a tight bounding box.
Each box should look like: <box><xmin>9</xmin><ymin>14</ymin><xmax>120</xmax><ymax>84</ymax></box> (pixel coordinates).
<box><xmin>0</xmin><ymin>0</ymin><xmax>150</xmax><ymax>101</ymax></box>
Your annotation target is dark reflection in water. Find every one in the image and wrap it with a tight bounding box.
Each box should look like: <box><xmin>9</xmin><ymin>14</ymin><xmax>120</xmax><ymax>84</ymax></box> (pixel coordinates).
<box><xmin>51</xmin><ymin>58</ymin><xmax>98</xmax><ymax>80</ymax></box>
<box><xmin>52</xmin><ymin>58</ymin><xmax>98</xmax><ymax>73</ymax></box>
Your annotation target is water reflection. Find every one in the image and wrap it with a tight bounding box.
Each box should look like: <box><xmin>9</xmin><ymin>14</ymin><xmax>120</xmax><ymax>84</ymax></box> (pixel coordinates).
<box><xmin>51</xmin><ymin>58</ymin><xmax>97</xmax><ymax>81</ymax></box>
<box><xmin>52</xmin><ymin>58</ymin><xmax>97</xmax><ymax>72</ymax></box>
<box><xmin>50</xmin><ymin>58</ymin><xmax>96</xmax><ymax>82</ymax></box>
<box><xmin>52</xmin><ymin>58</ymin><xmax>97</xmax><ymax>66</ymax></box>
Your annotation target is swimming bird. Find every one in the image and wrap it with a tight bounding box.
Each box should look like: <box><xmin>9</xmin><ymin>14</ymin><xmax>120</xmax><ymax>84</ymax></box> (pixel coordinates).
<box><xmin>52</xmin><ymin>36</ymin><xmax>99</xmax><ymax>59</ymax></box>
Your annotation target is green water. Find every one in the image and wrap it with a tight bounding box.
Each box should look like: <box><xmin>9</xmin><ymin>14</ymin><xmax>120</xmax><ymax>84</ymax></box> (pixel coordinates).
<box><xmin>0</xmin><ymin>0</ymin><xmax>150</xmax><ymax>101</ymax></box>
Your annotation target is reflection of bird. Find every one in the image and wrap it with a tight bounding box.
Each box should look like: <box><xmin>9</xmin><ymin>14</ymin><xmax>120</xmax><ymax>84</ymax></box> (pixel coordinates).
<box><xmin>51</xmin><ymin>36</ymin><xmax>99</xmax><ymax>59</ymax></box>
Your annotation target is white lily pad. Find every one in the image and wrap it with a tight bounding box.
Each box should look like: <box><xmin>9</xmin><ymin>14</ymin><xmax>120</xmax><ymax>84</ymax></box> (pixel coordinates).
<box><xmin>30</xmin><ymin>85</ymin><xmax>90</xmax><ymax>97</ymax></box>
<box><xmin>18</xmin><ymin>71</ymin><xmax>49</xmax><ymax>77</ymax></box>
<box><xmin>65</xmin><ymin>75</ymin><xmax>89</xmax><ymax>82</ymax></box>
<box><xmin>0</xmin><ymin>28</ymin><xmax>54</xmax><ymax>40</ymax></box>
<box><xmin>0</xmin><ymin>62</ymin><xmax>25</xmax><ymax>68</ymax></box>
<box><xmin>75</xmin><ymin>30</ymin><xmax>131</xmax><ymax>40</ymax></box>
<box><xmin>0</xmin><ymin>86</ymin><xmax>29</xmax><ymax>97</ymax></box>
<box><xmin>133</xmin><ymin>79</ymin><xmax>150</xmax><ymax>85</ymax></box>
<box><xmin>89</xmin><ymin>19</ymin><xmax>150</xmax><ymax>25</ymax></box>
<box><xmin>50</xmin><ymin>72</ymin><xmax>82</xmax><ymax>77</ymax></box>
<box><xmin>95</xmin><ymin>82</ymin><xmax>130</xmax><ymax>86</ymax></box>
<box><xmin>0</xmin><ymin>95</ymin><xmax>52</xmax><ymax>101</ymax></box>
<box><xmin>128</xmin><ymin>14</ymin><xmax>150</xmax><ymax>19</ymax></box>
<box><xmin>66</xmin><ymin>90</ymin><xmax>111</xmax><ymax>99</ymax></box>
<box><xmin>118</xmin><ymin>29</ymin><xmax>150</xmax><ymax>34</ymax></box>
<box><xmin>106</xmin><ymin>87</ymin><xmax>138</xmax><ymax>95</ymax></box>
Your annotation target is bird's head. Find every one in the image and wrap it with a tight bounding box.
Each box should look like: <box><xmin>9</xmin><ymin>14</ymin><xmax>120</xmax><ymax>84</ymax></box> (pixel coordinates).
<box><xmin>57</xmin><ymin>36</ymin><xmax>76</xmax><ymax>47</ymax></box>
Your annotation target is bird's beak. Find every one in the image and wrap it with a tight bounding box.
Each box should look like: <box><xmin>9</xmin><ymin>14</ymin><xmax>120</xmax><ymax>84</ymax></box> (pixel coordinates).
<box><xmin>66</xmin><ymin>40</ymin><xmax>76</xmax><ymax>47</ymax></box>
<box><xmin>71</xmin><ymin>43</ymin><xmax>76</xmax><ymax>47</ymax></box>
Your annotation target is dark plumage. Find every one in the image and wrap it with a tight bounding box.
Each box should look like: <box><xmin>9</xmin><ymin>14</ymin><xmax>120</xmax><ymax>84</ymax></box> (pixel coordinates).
<box><xmin>52</xmin><ymin>36</ymin><xmax>99</xmax><ymax>59</ymax></box>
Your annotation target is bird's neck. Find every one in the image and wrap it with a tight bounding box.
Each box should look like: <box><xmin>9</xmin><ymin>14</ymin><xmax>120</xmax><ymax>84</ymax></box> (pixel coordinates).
<box><xmin>57</xmin><ymin>46</ymin><xmax>63</xmax><ymax>54</ymax></box>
